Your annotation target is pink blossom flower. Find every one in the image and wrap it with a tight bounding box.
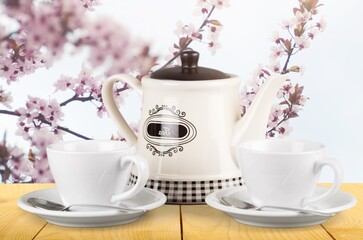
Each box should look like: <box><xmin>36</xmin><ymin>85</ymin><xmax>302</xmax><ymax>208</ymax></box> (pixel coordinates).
<box><xmin>96</xmin><ymin>105</ymin><xmax>107</xmax><ymax>118</ymax></box>
<box><xmin>174</xmin><ymin>21</ymin><xmax>188</xmax><ymax>36</ymax></box>
<box><xmin>80</xmin><ymin>0</ymin><xmax>102</xmax><ymax>11</ymax></box>
<box><xmin>208</xmin><ymin>41</ymin><xmax>221</xmax><ymax>55</ymax></box>
<box><xmin>0</xmin><ymin>24</ymin><xmax>8</xmax><ymax>43</ymax></box>
<box><xmin>270</xmin><ymin>31</ymin><xmax>281</xmax><ymax>44</ymax></box>
<box><xmin>194</xmin><ymin>0</ymin><xmax>211</xmax><ymax>16</ymax></box>
<box><xmin>15</xmin><ymin>96</ymin><xmax>65</xmax><ymax>137</ymax></box>
<box><xmin>245</xmin><ymin>76</ymin><xmax>261</xmax><ymax>92</ymax></box>
<box><xmin>316</xmin><ymin>17</ymin><xmax>327</xmax><ymax>31</ymax></box>
<box><xmin>251</xmin><ymin>64</ymin><xmax>270</xmax><ymax>81</ymax></box>
<box><xmin>54</xmin><ymin>75</ymin><xmax>74</xmax><ymax>91</ymax></box>
<box><xmin>281</xmin><ymin>18</ymin><xmax>297</xmax><ymax>29</ymax></box>
<box><xmin>308</xmin><ymin>28</ymin><xmax>319</xmax><ymax>39</ymax></box>
<box><xmin>16</xmin><ymin>107</ymin><xmax>38</xmax><ymax>124</ymax></box>
<box><xmin>277</xmin><ymin>121</ymin><xmax>293</xmax><ymax>137</ymax></box>
<box><xmin>74</xmin><ymin>84</ymin><xmax>86</xmax><ymax>96</ymax></box>
<box><xmin>207</xmin><ymin>25</ymin><xmax>223</xmax><ymax>43</ymax></box>
<box><xmin>0</xmin><ymin>58</ymin><xmax>18</xmax><ymax>84</ymax></box>
<box><xmin>31</xmin><ymin>157</ymin><xmax>54</xmax><ymax>183</ymax></box>
<box><xmin>277</xmin><ymin>82</ymin><xmax>295</xmax><ymax>98</ymax></box>
<box><xmin>61</xmin><ymin>1</ymin><xmax>87</xmax><ymax>30</ymax></box>
<box><xmin>239</xmin><ymin>85</ymin><xmax>256</xmax><ymax>107</ymax></box>
<box><xmin>44</xmin><ymin>99</ymin><xmax>64</xmax><ymax>127</ymax></box>
<box><xmin>210</xmin><ymin>0</ymin><xmax>230</xmax><ymax>9</ymax></box>
<box><xmin>15</xmin><ymin>122</ymin><xmax>30</xmax><ymax>140</ymax></box>
<box><xmin>268</xmin><ymin>105</ymin><xmax>284</xmax><ymax>128</ymax></box>
<box><xmin>112</xmin><ymin>82</ymin><xmax>129</xmax><ymax>107</ymax></box>
<box><xmin>298</xmin><ymin>95</ymin><xmax>309</xmax><ymax>106</ymax></box>
<box><xmin>77</xmin><ymin>64</ymin><xmax>95</xmax><ymax>86</ymax></box>
<box><xmin>31</xmin><ymin>128</ymin><xmax>60</xmax><ymax>158</ymax></box>
<box><xmin>291</xmin><ymin>104</ymin><xmax>301</xmax><ymax>113</ymax></box>
<box><xmin>26</xmin><ymin>26</ymin><xmax>46</xmax><ymax>49</ymax></box>
<box><xmin>78</xmin><ymin>16</ymin><xmax>155</xmax><ymax>77</ymax></box>
<box><xmin>130</xmin><ymin>49</ymin><xmax>159</xmax><ymax>77</ymax></box>
<box><xmin>24</xmin><ymin>3</ymin><xmax>68</xmax><ymax>59</ymax></box>
<box><xmin>268</xmin><ymin>60</ymin><xmax>281</xmax><ymax>73</ymax></box>
<box><xmin>270</xmin><ymin>45</ymin><xmax>285</xmax><ymax>60</ymax></box>
<box><xmin>0</xmin><ymin>87</ymin><xmax>13</xmax><ymax>109</ymax></box>
<box><xmin>9</xmin><ymin>146</ymin><xmax>34</xmax><ymax>177</ymax></box>
<box><xmin>294</xmin><ymin>10</ymin><xmax>312</xmax><ymax>24</ymax></box>
<box><xmin>26</xmin><ymin>96</ymin><xmax>43</xmax><ymax>112</ymax></box>
<box><xmin>165</xmin><ymin>46</ymin><xmax>182</xmax><ymax>66</ymax></box>
<box><xmin>174</xmin><ymin>22</ymin><xmax>201</xmax><ymax>41</ymax></box>
<box><xmin>295</xmin><ymin>36</ymin><xmax>310</xmax><ymax>50</ymax></box>
<box><xmin>196</xmin><ymin>0</ymin><xmax>209</xmax><ymax>7</ymax></box>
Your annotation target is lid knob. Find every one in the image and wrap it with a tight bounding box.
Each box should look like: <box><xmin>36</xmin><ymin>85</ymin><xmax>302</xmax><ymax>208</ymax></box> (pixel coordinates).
<box><xmin>181</xmin><ymin>51</ymin><xmax>199</xmax><ymax>73</ymax></box>
<box><xmin>150</xmin><ymin>50</ymin><xmax>229</xmax><ymax>80</ymax></box>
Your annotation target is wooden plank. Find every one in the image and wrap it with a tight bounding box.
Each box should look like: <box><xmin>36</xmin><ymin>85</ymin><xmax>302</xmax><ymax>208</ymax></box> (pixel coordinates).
<box><xmin>181</xmin><ymin>205</ymin><xmax>334</xmax><ymax>240</ymax></box>
<box><xmin>1</xmin><ymin>183</ymin><xmax>362</xmax><ymax>240</ymax></box>
<box><xmin>322</xmin><ymin>184</ymin><xmax>363</xmax><ymax>240</ymax></box>
<box><xmin>34</xmin><ymin>205</ymin><xmax>181</xmax><ymax>240</ymax></box>
<box><xmin>0</xmin><ymin>184</ymin><xmax>53</xmax><ymax>240</ymax></box>
<box><xmin>0</xmin><ymin>183</ymin><xmax>54</xmax><ymax>199</ymax></box>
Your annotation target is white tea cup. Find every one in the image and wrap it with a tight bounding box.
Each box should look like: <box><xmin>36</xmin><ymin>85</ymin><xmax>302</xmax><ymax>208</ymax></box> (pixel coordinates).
<box><xmin>237</xmin><ymin>139</ymin><xmax>343</xmax><ymax>208</ymax></box>
<box><xmin>47</xmin><ymin>140</ymin><xmax>149</xmax><ymax>206</ymax></box>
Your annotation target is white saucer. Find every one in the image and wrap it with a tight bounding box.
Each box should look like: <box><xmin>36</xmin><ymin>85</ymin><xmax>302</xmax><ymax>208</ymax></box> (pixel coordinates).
<box><xmin>17</xmin><ymin>187</ymin><xmax>167</xmax><ymax>228</ymax></box>
<box><xmin>205</xmin><ymin>186</ymin><xmax>356</xmax><ymax>228</ymax></box>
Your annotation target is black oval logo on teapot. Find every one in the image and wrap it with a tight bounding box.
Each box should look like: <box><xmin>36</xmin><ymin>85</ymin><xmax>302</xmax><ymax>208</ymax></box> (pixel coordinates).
<box><xmin>143</xmin><ymin>105</ymin><xmax>197</xmax><ymax>157</ymax></box>
<box><xmin>147</xmin><ymin>122</ymin><xmax>188</xmax><ymax>139</ymax></box>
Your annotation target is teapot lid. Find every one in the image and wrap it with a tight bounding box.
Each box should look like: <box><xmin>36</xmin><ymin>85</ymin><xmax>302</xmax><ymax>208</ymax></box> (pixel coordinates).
<box><xmin>150</xmin><ymin>51</ymin><xmax>229</xmax><ymax>80</ymax></box>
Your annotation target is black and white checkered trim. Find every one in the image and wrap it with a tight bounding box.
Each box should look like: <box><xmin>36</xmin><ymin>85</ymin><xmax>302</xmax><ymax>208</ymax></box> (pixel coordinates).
<box><xmin>129</xmin><ymin>174</ymin><xmax>243</xmax><ymax>204</ymax></box>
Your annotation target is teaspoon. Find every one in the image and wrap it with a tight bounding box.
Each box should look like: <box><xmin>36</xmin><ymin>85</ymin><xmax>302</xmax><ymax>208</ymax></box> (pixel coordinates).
<box><xmin>27</xmin><ymin>197</ymin><xmax>146</xmax><ymax>213</ymax></box>
<box><xmin>220</xmin><ymin>196</ymin><xmax>334</xmax><ymax>217</ymax></box>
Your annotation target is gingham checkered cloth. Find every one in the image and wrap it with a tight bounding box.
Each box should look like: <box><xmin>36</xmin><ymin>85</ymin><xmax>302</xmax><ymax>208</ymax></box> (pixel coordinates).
<box><xmin>129</xmin><ymin>174</ymin><xmax>243</xmax><ymax>204</ymax></box>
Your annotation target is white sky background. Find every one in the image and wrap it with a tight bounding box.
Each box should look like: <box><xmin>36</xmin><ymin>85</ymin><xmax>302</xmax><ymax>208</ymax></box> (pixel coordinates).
<box><xmin>2</xmin><ymin>1</ymin><xmax>363</xmax><ymax>182</ymax></box>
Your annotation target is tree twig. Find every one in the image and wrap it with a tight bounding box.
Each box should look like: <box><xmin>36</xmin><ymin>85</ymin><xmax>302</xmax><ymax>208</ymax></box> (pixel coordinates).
<box><xmin>266</xmin><ymin>96</ymin><xmax>293</xmax><ymax>135</ymax></box>
<box><xmin>158</xmin><ymin>5</ymin><xmax>216</xmax><ymax>70</ymax></box>
<box><xmin>0</xmin><ymin>110</ymin><xmax>92</xmax><ymax>140</ymax></box>
<box><xmin>281</xmin><ymin>43</ymin><xmax>296</xmax><ymax>74</ymax></box>
<box><xmin>60</xmin><ymin>94</ymin><xmax>94</xmax><ymax>107</ymax></box>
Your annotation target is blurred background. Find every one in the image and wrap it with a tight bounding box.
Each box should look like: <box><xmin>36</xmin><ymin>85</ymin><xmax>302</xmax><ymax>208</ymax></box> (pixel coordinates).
<box><xmin>2</xmin><ymin>0</ymin><xmax>363</xmax><ymax>182</ymax></box>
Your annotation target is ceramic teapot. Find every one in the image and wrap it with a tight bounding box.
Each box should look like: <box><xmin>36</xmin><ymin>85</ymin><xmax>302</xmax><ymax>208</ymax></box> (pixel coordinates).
<box><xmin>102</xmin><ymin>51</ymin><xmax>288</xmax><ymax>204</ymax></box>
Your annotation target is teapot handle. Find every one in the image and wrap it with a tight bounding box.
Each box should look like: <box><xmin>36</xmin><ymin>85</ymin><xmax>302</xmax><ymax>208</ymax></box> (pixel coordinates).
<box><xmin>102</xmin><ymin>74</ymin><xmax>142</xmax><ymax>145</ymax></box>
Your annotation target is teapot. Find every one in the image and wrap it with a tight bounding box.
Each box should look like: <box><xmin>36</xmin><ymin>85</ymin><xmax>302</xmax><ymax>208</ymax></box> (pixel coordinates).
<box><xmin>102</xmin><ymin>51</ymin><xmax>288</xmax><ymax>204</ymax></box>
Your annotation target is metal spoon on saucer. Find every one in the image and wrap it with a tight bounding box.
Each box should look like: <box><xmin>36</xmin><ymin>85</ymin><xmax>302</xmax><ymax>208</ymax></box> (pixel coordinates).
<box><xmin>220</xmin><ymin>196</ymin><xmax>334</xmax><ymax>217</ymax></box>
<box><xmin>27</xmin><ymin>197</ymin><xmax>146</xmax><ymax>213</ymax></box>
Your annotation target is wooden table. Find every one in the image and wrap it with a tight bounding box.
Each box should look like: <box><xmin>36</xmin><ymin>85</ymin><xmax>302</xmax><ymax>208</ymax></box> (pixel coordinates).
<box><xmin>0</xmin><ymin>184</ymin><xmax>362</xmax><ymax>240</ymax></box>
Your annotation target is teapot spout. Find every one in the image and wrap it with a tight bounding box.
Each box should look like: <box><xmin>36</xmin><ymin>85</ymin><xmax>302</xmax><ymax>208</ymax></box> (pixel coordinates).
<box><xmin>231</xmin><ymin>73</ymin><xmax>289</xmax><ymax>160</ymax></box>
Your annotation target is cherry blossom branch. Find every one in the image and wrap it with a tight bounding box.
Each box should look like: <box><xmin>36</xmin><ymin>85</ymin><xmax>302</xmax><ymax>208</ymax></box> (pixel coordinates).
<box><xmin>0</xmin><ymin>110</ymin><xmax>91</xmax><ymax>140</ymax></box>
<box><xmin>0</xmin><ymin>30</ymin><xmax>20</xmax><ymax>42</ymax></box>
<box><xmin>0</xmin><ymin>0</ymin><xmax>159</xmax><ymax>183</ymax></box>
<box><xmin>60</xmin><ymin>94</ymin><xmax>94</xmax><ymax>107</ymax></box>
<box><xmin>37</xmin><ymin>115</ymin><xmax>92</xmax><ymax>140</ymax></box>
<box><xmin>0</xmin><ymin>139</ymin><xmax>11</xmax><ymax>181</ymax></box>
<box><xmin>266</xmin><ymin>96</ymin><xmax>293</xmax><ymax>134</ymax></box>
<box><xmin>0</xmin><ymin>132</ymin><xmax>33</xmax><ymax>183</ymax></box>
<box><xmin>260</xmin><ymin>0</ymin><xmax>325</xmax><ymax>137</ymax></box>
<box><xmin>266</xmin><ymin>112</ymin><xmax>290</xmax><ymax>135</ymax></box>
<box><xmin>0</xmin><ymin>110</ymin><xmax>19</xmax><ymax>117</ymax></box>
<box><xmin>159</xmin><ymin>5</ymin><xmax>216</xmax><ymax>70</ymax></box>
<box><xmin>281</xmin><ymin>44</ymin><xmax>296</xmax><ymax>74</ymax></box>
<box><xmin>116</xmin><ymin>84</ymin><xmax>129</xmax><ymax>93</ymax></box>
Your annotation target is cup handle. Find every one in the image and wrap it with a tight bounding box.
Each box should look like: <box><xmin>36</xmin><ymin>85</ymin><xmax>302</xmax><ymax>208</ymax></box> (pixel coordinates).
<box><xmin>110</xmin><ymin>153</ymin><xmax>149</xmax><ymax>203</ymax></box>
<box><xmin>303</xmin><ymin>157</ymin><xmax>344</xmax><ymax>206</ymax></box>
<box><xmin>102</xmin><ymin>74</ymin><xmax>143</xmax><ymax>145</ymax></box>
